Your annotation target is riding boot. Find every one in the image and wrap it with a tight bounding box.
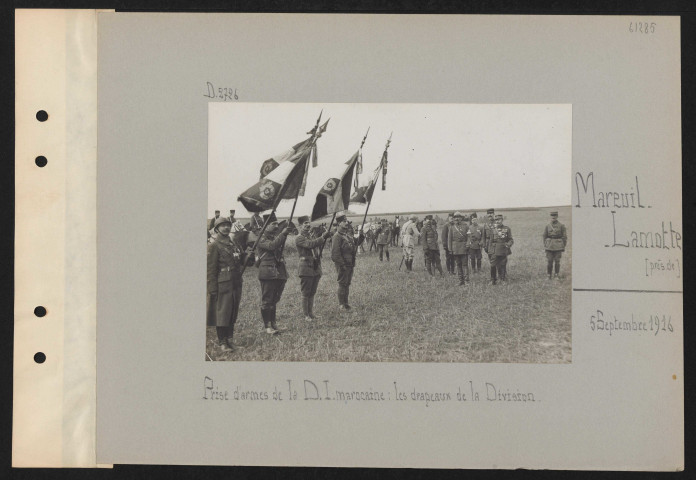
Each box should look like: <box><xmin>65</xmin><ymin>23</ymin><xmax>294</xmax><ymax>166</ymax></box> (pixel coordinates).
<box><xmin>226</xmin><ymin>326</ymin><xmax>236</xmax><ymax>351</ymax></box>
<box><xmin>262</xmin><ymin>309</ymin><xmax>276</xmax><ymax>334</ymax></box>
<box><xmin>547</xmin><ymin>261</ymin><xmax>553</xmax><ymax>278</ymax></box>
<box><xmin>302</xmin><ymin>297</ymin><xmax>311</xmax><ymax>320</ymax></box>
<box><xmin>435</xmin><ymin>261</ymin><xmax>444</xmax><ymax>276</ymax></box>
<box><xmin>490</xmin><ymin>266</ymin><xmax>497</xmax><ymax>285</ymax></box>
<box><xmin>308</xmin><ymin>295</ymin><xmax>317</xmax><ymax>319</ymax></box>
<box><xmin>425</xmin><ymin>257</ymin><xmax>432</xmax><ymax>276</ymax></box>
<box><xmin>477</xmin><ymin>258</ymin><xmax>481</xmax><ymax>272</ymax></box>
<box><xmin>463</xmin><ymin>263</ymin><xmax>470</xmax><ymax>283</ymax></box>
<box><xmin>345</xmin><ymin>285</ymin><xmax>351</xmax><ymax>308</ymax></box>
<box><xmin>554</xmin><ymin>260</ymin><xmax>560</xmax><ymax>276</ymax></box>
<box><xmin>500</xmin><ymin>265</ymin><xmax>507</xmax><ymax>282</ymax></box>
<box><xmin>270</xmin><ymin>307</ymin><xmax>282</xmax><ymax>332</ymax></box>
<box><xmin>386</xmin><ymin>250</ymin><xmax>390</xmax><ymax>261</ymax></box>
<box><xmin>457</xmin><ymin>263</ymin><xmax>465</xmax><ymax>285</ymax></box>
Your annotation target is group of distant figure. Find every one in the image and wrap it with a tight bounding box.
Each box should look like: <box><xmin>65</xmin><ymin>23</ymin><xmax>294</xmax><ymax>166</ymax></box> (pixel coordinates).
<box><xmin>206</xmin><ymin>208</ymin><xmax>567</xmax><ymax>354</ymax></box>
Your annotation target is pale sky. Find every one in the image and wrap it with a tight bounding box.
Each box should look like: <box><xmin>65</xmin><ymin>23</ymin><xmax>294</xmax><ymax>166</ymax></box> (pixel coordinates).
<box><xmin>208</xmin><ymin>103</ymin><xmax>571</xmax><ymax>218</ymax></box>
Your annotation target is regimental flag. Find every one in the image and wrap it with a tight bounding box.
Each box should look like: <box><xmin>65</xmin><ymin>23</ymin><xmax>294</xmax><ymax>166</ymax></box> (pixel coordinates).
<box><xmin>259</xmin><ymin>119</ymin><xmax>329</xmax><ymax>179</ymax></box>
<box><xmin>349</xmin><ymin>164</ymin><xmax>380</xmax><ymax>205</ymax></box>
<box><xmin>381</xmin><ymin>134</ymin><xmax>391</xmax><ymax>190</ymax></box>
<box><xmin>238</xmin><ymin>149</ymin><xmax>310</xmax><ymax>213</ymax></box>
<box><xmin>311</xmin><ymin>151</ymin><xmax>360</xmax><ymax>221</ymax></box>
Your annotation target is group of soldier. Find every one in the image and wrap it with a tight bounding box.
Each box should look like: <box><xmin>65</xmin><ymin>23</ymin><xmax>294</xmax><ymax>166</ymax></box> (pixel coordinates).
<box><xmin>207</xmin><ymin>211</ymin><xmax>364</xmax><ymax>352</ymax></box>
<box><xmin>206</xmin><ymin>207</ymin><xmax>567</xmax><ymax>353</ymax></box>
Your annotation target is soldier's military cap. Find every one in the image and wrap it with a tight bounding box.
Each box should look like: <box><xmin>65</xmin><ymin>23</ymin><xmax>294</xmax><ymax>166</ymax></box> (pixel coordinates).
<box><xmin>424</xmin><ymin>215</ymin><xmax>433</xmax><ymax>221</ymax></box>
<box><xmin>453</xmin><ymin>211</ymin><xmax>463</xmax><ymax>218</ymax></box>
<box><xmin>298</xmin><ymin>215</ymin><xmax>310</xmax><ymax>224</ymax></box>
<box><xmin>336</xmin><ymin>214</ymin><xmax>347</xmax><ymax>223</ymax></box>
<box><xmin>470</xmin><ymin>212</ymin><xmax>477</xmax><ymax>219</ymax></box>
<box><xmin>486</xmin><ymin>208</ymin><xmax>494</xmax><ymax>215</ymax></box>
<box><xmin>550</xmin><ymin>211</ymin><xmax>558</xmax><ymax>217</ymax></box>
<box><xmin>462</xmin><ymin>214</ymin><xmax>470</xmax><ymax>221</ymax></box>
<box><xmin>214</xmin><ymin>209</ymin><xmax>220</xmax><ymax>214</ymax></box>
<box><xmin>263</xmin><ymin>212</ymin><xmax>278</xmax><ymax>224</ymax></box>
<box><xmin>213</xmin><ymin>216</ymin><xmax>232</xmax><ymax>230</ymax></box>
<box><xmin>495</xmin><ymin>214</ymin><xmax>503</xmax><ymax>220</ymax></box>
<box><xmin>410</xmin><ymin>215</ymin><xmax>418</xmax><ymax>221</ymax></box>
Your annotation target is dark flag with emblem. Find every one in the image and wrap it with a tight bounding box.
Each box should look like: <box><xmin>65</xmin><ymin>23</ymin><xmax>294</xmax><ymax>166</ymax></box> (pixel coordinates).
<box><xmin>259</xmin><ymin>119</ymin><xmax>329</xmax><ymax>180</ymax></box>
<box><xmin>238</xmin><ymin>148</ymin><xmax>310</xmax><ymax>212</ymax></box>
<box><xmin>311</xmin><ymin>151</ymin><xmax>360</xmax><ymax>221</ymax></box>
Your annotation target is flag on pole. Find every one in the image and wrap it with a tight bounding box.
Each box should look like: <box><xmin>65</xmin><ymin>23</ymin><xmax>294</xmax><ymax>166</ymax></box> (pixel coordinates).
<box><xmin>238</xmin><ymin>149</ymin><xmax>310</xmax><ymax>212</ymax></box>
<box><xmin>258</xmin><ymin>119</ymin><xmax>329</xmax><ymax>179</ymax></box>
<box><xmin>311</xmin><ymin>151</ymin><xmax>360</xmax><ymax>221</ymax></box>
<box><xmin>349</xmin><ymin>164</ymin><xmax>380</xmax><ymax>205</ymax></box>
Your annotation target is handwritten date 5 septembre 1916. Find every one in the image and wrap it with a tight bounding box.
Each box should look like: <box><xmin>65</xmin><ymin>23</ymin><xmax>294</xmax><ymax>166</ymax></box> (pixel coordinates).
<box><xmin>204</xmin><ymin>82</ymin><xmax>238</xmax><ymax>101</ymax></box>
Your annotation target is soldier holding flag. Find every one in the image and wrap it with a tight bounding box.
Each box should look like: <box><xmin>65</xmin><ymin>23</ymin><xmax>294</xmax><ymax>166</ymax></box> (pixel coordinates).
<box><xmin>331</xmin><ymin>214</ymin><xmax>365</xmax><ymax>312</ymax></box>
<box><xmin>295</xmin><ymin>215</ymin><xmax>332</xmax><ymax>321</ymax></box>
<box><xmin>256</xmin><ymin>213</ymin><xmax>294</xmax><ymax>334</ymax></box>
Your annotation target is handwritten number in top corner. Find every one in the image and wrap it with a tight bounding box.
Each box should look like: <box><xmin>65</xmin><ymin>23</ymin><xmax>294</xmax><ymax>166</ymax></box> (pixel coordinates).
<box><xmin>629</xmin><ymin>22</ymin><xmax>656</xmax><ymax>34</ymax></box>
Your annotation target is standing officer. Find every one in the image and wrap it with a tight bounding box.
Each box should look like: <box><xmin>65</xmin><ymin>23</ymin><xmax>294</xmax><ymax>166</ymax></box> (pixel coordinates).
<box><xmin>376</xmin><ymin>219</ymin><xmax>392</xmax><ymax>261</ymax></box>
<box><xmin>207</xmin><ymin>216</ymin><xmax>248</xmax><ymax>352</ymax></box>
<box><xmin>400</xmin><ymin>215</ymin><xmax>420</xmax><ymax>272</ymax></box>
<box><xmin>448</xmin><ymin>212</ymin><xmax>470</xmax><ymax>285</ymax></box>
<box><xmin>441</xmin><ymin>213</ymin><xmax>455</xmax><ymax>274</ymax></box>
<box><xmin>331</xmin><ymin>214</ymin><xmax>365</xmax><ymax>312</ymax></box>
<box><xmin>392</xmin><ymin>216</ymin><xmax>400</xmax><ymax>246</ymax></box>
<box><xmin>482</xmin><ymin>208</ymin><xmax>496</xmax><ymax>263</ymax></box>
<box><xmin>423</xmin><ymin>217</ymin><xmax>444</xmax><ymax>277</ymax></box>
<box><xmin>256</xmin><ymin>213</ymin><xmax>294</xmax><ymax>334</ymax></box>
<box><xmin>543</xmin><ymin>211</ymin><xmax>568</xmax><ymax>279</ymax></box>
<box><xmin>295</xmin><ymin>215</ymin><xmax>332</xmax><ymax>321</ymax></box>
<box><xmin>467</xmin><ymin>213</ymin><xmax>483</xmax><ymax>273</ymax></box>
<box><xmin>489</xmin><ymin>214</ymin><xmax>514</xmax><ymax>284</ymax></box>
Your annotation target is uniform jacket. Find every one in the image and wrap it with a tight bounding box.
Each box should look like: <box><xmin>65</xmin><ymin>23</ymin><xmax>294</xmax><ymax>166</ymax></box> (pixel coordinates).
<box><xmin>256</xmin><ymin>231</ymin><xmax>289</xmax><ymax>280</ymax></box>
<box><xmin>448</xmin><ymin>223</ymin><xmax>469</xmax><ymax>255</ymax></box>
<box><xmin>207</xmin><ymin>236</ymin><xmax>244</xmax><ymax>294</ymax></box>
<box><xmin>490</xmin><ymin>224</ymin><xmax>514</xmax><ymax>256</ymax></box>
<box><xmin>423</xmin><ymin>225</ymin><xmax>440</xmax><ymax>251</ymax></box>
<box><xmin>467</xmin><ymin>224</ymin><xmax>483</xmax><ymax>249</ymax></box>
<box><xmin>250</xmin><ymin>213</ymin><xmax>264</xmax><ymax>233</ymax></box>
<box><xmin>295</xmin><ymin>231</ymin><xmax>326</xmax><ymax>277</ymax></box>
<box><xmin>376</xmin><ymin>226</ymin><xmax>392</xmax><ymax>245</ymax></box>
<box><xmin>441</xmin><ymin>222</ymin><xmax>451</xmax><ymax>250</ymax></box>
<box><xmin>401</xmin><ymin>220</ymin><xmax>420</xmax><ymax>247</ymax></box>
<box><xmin>332</xmin><ymin>227</ymin><xmax>362</xmax><ymax>267</ymax></box>
<box><xmin>482</xmin><ymin>221</ymin><xmax>495</xmax><ymax>252</ymax></box>
<box><xmin>543</xmin><ymin>221</ymin><xmax>567</xmax><ymax>251</ymax></box>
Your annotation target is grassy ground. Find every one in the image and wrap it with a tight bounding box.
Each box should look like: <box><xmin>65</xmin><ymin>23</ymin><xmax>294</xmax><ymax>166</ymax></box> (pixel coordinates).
<box><xmin>207</xmin><ymin>206</ymin><xmax>571</xmax><ymax>363</ymax></box>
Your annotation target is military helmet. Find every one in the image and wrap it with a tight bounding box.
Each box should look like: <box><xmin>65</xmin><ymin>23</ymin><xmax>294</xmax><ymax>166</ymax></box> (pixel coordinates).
<box><xmin>214</xmin><ymin>216</ymin><xmax>232</xmax><ymax>230</ymax></box>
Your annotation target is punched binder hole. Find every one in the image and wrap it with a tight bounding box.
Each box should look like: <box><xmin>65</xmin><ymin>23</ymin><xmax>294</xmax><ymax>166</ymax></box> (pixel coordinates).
<box><xmin>35</xmin><ymin>156</ymin><xmax>47</xmax><ymax>167</ymax></box>
<box><xmin>36</xmin><ymin>110</ymin><xmax>48</xmax><ymax>122</ymax></box>
<box><xmin>34</xmin><ymin>352</ymin><xmax>46</xmax><ymax>364</ymax></box>
<box><xmin>34</xmin><ymin>306</ymin><xmax>46</xmax><ymax>317</ymax></box>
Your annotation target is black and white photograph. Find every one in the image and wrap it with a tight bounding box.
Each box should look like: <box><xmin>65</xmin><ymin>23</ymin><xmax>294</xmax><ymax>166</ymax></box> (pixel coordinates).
<box><xmin>207</xmin><ymin>103</ymin><xmax>572</xmax><ymax>362</ymax></box>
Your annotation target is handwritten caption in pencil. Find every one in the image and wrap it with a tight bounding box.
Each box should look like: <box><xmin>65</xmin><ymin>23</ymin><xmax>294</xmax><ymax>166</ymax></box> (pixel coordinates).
<box><xmin>202</xmin><ymin>377</ymin><xmax>537</xmax><ymax>406</ymax></box>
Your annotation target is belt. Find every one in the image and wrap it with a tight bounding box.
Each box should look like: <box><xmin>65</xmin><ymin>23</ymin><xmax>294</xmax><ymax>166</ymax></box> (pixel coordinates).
<box><xmin>219</xmin><ymin>267</ymin><xmax>238</xmax><ymax>272</ymax></box>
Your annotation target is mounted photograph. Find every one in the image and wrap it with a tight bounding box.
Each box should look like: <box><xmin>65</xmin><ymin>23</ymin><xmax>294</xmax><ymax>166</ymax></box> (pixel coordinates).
<box><xmin>207</xmin><ymin>103</ymin><xmax>572</xmax><ymax>363</ymax></box>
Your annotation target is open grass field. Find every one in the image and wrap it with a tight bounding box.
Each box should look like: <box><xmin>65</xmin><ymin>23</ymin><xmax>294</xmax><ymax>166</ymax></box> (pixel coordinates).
<box><xmin>206</xmin><ymin>206</ymin><xmax>571</xmax><ymax>363</ymax></box>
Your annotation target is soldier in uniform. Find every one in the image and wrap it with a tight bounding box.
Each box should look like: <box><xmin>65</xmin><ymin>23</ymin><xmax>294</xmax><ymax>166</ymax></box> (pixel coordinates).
<box><xmin>295</xmin><ymin>215</ymin><xmax>332</xmax><ymax>321</ymax></box>
<box><xmin>441</xmin><ymin>213</ymin><xmax>455</xmax><ymax>274</ymax></box>
<box><xmin>489</xmin><ymin>214</ymin><xmax>514</xmax><ymax>284</ymax></box>
<box><xmin>256</xmin><ymin>213</ymin><xmax>294</xmax><ymax>334</ymax></box>
<box><xmin>376</xmin><ymin>219</ymin><xmax>392</xmax><ymax>261</ymax></box>
<box><xmin>400</xmin><ymin>215</ymin><xmax>420</xmax><ymax>272</ymax></box>
<box><xmin>447</xmin><ymin>212</ymin><xmax>470</xmax><ymax>285</ymax></box>
<box><xmin>422</xmin><ymin>217</ymin><xmax>444</xmax><ymax>277</ymax></box>
<box><xmin>481</xmin><ymin>208</ymin><xmax>495</xmax><ymax>264</ymax></box>
<box><xmin>206</xmin><ymin>216</ymin><xmax>248</xmax><ymax>352</ymax></box>
<box><xmin>208</xmin><ymin>210</ymin><xmax>221</xmax><ymax>242</ymax></box>
<box><xmin>543</xmin><ymin>211</ymin><xmax>568</xmax><ymax>279</ymax></box>
<box><xmin>467</xmin><ymin>213</ymin><xmax>483</xmax><ymax>273</ymax></box>
<box><xmin>392</xmin><ymin>216</ymin><xmax>400</xmax><ymax>246</ymax></box>
<box><xmin>331</xmin><ymin>214</ymin><xmax>365</xmax><ymax>312</ymax></box>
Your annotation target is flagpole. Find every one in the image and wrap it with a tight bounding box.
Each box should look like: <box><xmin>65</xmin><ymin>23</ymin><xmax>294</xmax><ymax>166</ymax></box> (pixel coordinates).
<box><xmin>318</xmin><ymin>212</ymin><xmax>337</xmax><ymax>258</ymax></box>
<box><xmin>278</xmin><ymin>111</ymin><xmax>323</xmax><ymax>256</ymax></box>
<box><xmin>355</xmin><ymin>132</ymin><xmax>392</xmax><ymax>254</ymax></box>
